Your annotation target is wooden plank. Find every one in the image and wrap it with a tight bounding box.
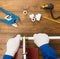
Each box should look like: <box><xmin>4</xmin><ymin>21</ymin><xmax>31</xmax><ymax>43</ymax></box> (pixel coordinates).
<box><xmin>0</xmin><ymin>0</ymin><xmax>60</xmax><ymax>11</ymax></box>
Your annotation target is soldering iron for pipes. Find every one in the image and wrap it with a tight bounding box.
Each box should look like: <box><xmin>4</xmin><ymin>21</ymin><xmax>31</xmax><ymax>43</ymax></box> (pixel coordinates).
<box><xmin>40</xmin><ymin>3</ymin><xmax>60</xmax><ymax>19</ymax></box>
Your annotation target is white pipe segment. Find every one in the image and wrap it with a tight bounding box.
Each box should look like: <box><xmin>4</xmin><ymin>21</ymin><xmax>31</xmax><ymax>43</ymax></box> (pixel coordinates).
<box><xmin>25</xmin><ymin>36</ymin><xmax>60</xmax><ymax>40</ymax></box>
<box><xmin>22</xmin><ymin>36</ymin><xmax>60</xmax><ymax>59</ymax></box>
<box><xmin>23</xmin><ymin>36</ymin><xmax>26</xmax><ymax>59</ymax></box>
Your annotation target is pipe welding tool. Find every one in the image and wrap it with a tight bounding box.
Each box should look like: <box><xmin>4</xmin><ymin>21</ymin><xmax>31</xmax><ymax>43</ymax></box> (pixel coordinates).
<box><xmin>0</xmin><ymin>7</ymin><xmax>20</xmax><ymax>27</ymax></box>
<box><xmin>40</xmin><ymin>3</ymin><xmax>60</xmax><ymax>19</ymax></box>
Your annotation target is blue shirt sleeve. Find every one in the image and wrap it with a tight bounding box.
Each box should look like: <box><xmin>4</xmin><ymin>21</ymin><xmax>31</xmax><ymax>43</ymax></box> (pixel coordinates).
<box><xmin>3</xmin><ymin>55</ymin><xmax>13</xmax><ymax>59</ymax></box>
<box><xmin>39</xmin><ymin>44</ymin><xmax>58</xmax><ymax>59</ymax></box>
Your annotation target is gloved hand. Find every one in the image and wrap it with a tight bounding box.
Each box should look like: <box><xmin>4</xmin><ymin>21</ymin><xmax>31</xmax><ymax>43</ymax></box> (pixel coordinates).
<box><xmin>5</xmin><ymin>34</ymin><xmax>22</xmax><ymax>57</ymax></box>
<box><xmin>33</xmin><ymin>33</ymin><xmax>58</xmax><ymax>59</ymax></box>
<box><xmin>33</xmin><ymin>33</ymin><xmax>49</xmax><ymax>47</ymax></box>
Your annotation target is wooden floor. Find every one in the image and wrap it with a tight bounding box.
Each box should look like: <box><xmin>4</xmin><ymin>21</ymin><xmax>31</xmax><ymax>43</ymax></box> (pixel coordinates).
<box><xmin>0</xmin><ymin>0</ymin><xmax>60</xmax><ymax>59</ymax></box>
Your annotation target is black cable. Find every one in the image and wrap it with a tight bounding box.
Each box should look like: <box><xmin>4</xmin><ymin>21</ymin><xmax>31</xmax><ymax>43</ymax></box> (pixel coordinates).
<box><xmin>50</xmin><ymin>9</ymin><xmax>60</xmax><ymax>19</ymax></box>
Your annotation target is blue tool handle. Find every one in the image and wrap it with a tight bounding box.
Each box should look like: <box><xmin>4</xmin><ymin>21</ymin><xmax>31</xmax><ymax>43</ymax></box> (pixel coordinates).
<box><xmin>0</xmin><ymin>7</ymin><xmax>20</xmax><ymax>25</ymax></box>
<box><xmin>0</xmin><ymin>7</ymin><xmax>20</xmax><ymax>19</ymax></box>
<box><xmin>0</xmin><ymin>7</ymin><xmax>13</xmax><ymax>16</ymax></box>
<box><xmin>0</xmin><ymin>18</ymin><xmax>15</xmax><ymax>24</ymax></box>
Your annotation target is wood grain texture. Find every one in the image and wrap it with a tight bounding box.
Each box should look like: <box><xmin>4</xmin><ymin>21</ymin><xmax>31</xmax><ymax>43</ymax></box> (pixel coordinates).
<box><xmin>0</xmin><ymin>0</ymin><xmax>60</xmax><ymax>59</ymax></box>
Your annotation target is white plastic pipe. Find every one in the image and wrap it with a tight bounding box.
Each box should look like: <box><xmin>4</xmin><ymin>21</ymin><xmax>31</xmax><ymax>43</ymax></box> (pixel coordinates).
<box><xmin>25</xmin><ymin>36</ymin><xmax>60</xmax><ymax>40</ymax></box>
<box><xmin>23</xmin><ymin>36</ymin><xmax>26</xmax><ymax>59</ymax></box>
<box><xmin>22</xmin><ymin>36</ymin><xmax>60</xmax><ymax>59</ymax></box>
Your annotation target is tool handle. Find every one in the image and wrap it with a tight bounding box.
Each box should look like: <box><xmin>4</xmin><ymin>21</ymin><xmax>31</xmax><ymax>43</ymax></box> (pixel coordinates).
<box><xmin>0</xmin><ymin>7</ymin><xmax>13</xmax><ymax>16</ymax></box>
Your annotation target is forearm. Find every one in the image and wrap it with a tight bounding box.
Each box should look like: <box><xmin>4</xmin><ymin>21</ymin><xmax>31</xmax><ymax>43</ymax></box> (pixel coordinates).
<box><xmin>39</xmin><ymin>44</ymin><xmax>58</xmax><ymax>59</ymax></box>
<box><xmin>3</xmin><ymin>55</ymin><xmax>13</xmax><ymax>59</ymax></box>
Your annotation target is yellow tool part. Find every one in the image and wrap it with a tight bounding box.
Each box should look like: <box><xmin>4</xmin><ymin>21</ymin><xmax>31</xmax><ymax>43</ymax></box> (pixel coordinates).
<box><xmin>43</xmin><ymin>16</ymin><xmax>60</xmax><ymax>24</ymax></box>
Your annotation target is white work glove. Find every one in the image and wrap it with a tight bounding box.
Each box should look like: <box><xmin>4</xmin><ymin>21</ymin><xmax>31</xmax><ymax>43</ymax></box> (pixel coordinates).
<box><xmin>5</xmin><ymin>34</ymin><xmax>22</xmax><ymax>57</ymax></box>
<box><xmin>33</xmin><ymin>33</ymin><xmax>49</xmax><ymax>47</ymax></box>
